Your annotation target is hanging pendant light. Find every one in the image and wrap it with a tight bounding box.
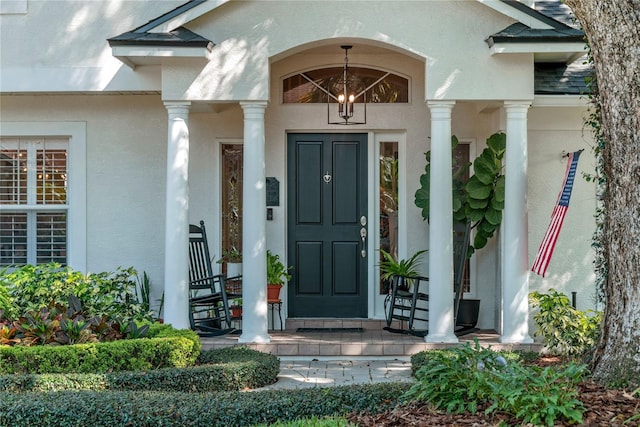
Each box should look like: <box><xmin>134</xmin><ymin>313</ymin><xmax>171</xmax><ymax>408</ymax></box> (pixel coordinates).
<box><xmin>328</xmin><ymin>45</ymin><xmax>366</xmax><ymax>125</ymax></box>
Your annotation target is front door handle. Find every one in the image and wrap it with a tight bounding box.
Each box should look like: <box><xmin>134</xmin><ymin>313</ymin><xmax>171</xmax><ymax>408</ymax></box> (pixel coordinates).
<box><xmin>360</xmin><ymin>227</ymin><xmax>367</xmax><ymax>257</ymax></box>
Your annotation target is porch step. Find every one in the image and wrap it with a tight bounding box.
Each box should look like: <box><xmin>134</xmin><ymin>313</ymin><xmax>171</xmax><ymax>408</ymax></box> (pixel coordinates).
<box><xmin>199</xmin><ymin>328</ymin><xmax>542</xmax><ymax>357</ymax></box>
<box><xmin>284</xmin><ymin>318</ymin><xmax>388</xmax><ymax>332</ymax></box>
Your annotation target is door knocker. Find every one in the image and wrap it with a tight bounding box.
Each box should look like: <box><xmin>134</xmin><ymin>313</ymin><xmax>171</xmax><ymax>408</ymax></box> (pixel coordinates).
<box><xmin>323</xmin><ymin>171</ymin><xmax>332</xmax><ymax>184</ymax></box>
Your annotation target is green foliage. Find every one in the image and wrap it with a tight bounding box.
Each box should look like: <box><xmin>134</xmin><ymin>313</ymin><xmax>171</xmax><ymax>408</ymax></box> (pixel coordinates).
<box><xmin>0</xmin><ymin>382</ymin><xmax>408</xmax><ymax>427</ymax></box>
<box><xmin>529</xmin><ymin>289</ymin><xmax>602</xmax><ymax>357</ymax></box>
<box><xmin>136</xmin><ymin>271</ymin><xmax>151</xmax><ymax>313</ymax></box>
<box><xmin>0</xmin><ymin>327</ymin><xmax>199</xmax><ymax>374</ymax></box>
<box><xmin>0</xmin><ymin>347</ymin><xmax>278</xmax><ymax>393</ymax></box>
<box><xmin>378</xmin><ymin>249</ymin><xmax>427</xmax><ymax>281</ymax></box>
<box><xmin>267</xmin><ymin>250</ymin><xmax>292</xmax><ymax>285</ymax></box>
<box><xmin>0</xmin><ymin>263</ymin><xmax>89</xmax><ymax>314</ymax></box>
<box><xmin>218</xmin><ymin>247</ymin><xmax>242</xmax><ymax>263</ymax></box>
<box><xmin>409</xmin><ymin>347</ymin><xmax>536</xmax><ymax>375</ymax></box>
<box><xmin>255</xmin><ymin>416</ymin><xmax>356</xmax><ymax>427</ymax></box>
<box><xmin>405</xmin><ymin>340</ymin><xmax>587</xmax><ymax>426</ymax></box>
<box><xmin>5</xmin><ymin>295</ymin><xmax>153</xmax><ymax>348</ymax></box>
<box><xmin>1</xmin><ymin>263</ymin><xmax>154</xmax><ymax>325</ymax></box>
<box><xmin>414</xmin><ymin>133</ymin><xmax>506</xmax><ymax>253</ymax></box>
<box><xmin>0</xmin><ymin>274</ymin><xmax>13</xmax><ymax>320</ymax></box>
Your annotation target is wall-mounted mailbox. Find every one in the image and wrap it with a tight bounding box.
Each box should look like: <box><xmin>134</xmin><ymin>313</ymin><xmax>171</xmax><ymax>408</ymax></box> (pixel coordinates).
<box><xmin>266</xmin><ymin>177</ymin><xmax>279</xmax><ymax>206</ymax></box>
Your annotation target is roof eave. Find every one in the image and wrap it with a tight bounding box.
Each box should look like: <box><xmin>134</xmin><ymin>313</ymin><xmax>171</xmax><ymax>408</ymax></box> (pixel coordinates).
<box><xmin>488</xmin><ymin>40</ymin><xmax>586</xmax><ymax>63</ymax></box>
<box><xmin>110</xmin><ymin>45</ymin><xmax>214</xmax><ymax>69</ymax></box>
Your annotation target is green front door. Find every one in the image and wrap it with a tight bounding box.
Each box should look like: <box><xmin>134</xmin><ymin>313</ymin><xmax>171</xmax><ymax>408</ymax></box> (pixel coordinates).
<box><xmin>287</xmin><ymin>133</ymin><xmax>368</xmax><ymax>318</ymax></box>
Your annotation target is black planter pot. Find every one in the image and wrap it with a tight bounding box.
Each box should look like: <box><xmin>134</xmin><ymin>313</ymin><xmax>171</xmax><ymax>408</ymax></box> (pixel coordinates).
<box><xmin>456</xmin><ymin>299</ymin><xmax>480</xmax><ymax>328</ymax></box>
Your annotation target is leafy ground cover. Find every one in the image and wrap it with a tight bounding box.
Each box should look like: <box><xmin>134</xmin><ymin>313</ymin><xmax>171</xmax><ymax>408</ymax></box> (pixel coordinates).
<box><xmin>348</xmin><ymin>356</ymin><xmax>639</xmax><ymax>426</ymax></box>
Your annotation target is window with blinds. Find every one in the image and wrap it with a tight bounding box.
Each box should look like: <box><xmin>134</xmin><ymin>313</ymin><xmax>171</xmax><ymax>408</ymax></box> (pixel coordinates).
<box><xmin>0</xmin><ymin>137</ymin><xmax>68</xmax><ymax>266</ymax></box>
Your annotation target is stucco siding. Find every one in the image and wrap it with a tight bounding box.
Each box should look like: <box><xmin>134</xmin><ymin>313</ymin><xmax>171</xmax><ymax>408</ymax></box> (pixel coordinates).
<box><xmin>528</xmin><ymin>106</ymin><xmax>596</xmax><ymax>311</ymax></box>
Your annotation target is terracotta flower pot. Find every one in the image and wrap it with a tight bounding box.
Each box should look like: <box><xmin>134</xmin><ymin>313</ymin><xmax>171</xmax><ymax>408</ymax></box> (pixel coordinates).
<box><xmin>231</xmin><ymin>307</ymin><xmax>242</xmax><ymax>318</ymax></box>
<box><xmin>267</xmin><ymin>283</ymin><xmax>282</xmax><ymax>300</ymax></box>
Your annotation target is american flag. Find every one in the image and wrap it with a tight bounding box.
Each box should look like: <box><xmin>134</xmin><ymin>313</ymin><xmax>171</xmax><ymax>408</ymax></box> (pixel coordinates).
<box><xmin>532</xmin><ymin>150</ymin><xmax>583</xmax><ymax>277</ymax></box>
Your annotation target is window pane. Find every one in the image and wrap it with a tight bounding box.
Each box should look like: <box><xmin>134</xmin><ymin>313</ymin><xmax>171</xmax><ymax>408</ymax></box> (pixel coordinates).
<box><xmin>221</xmin><ymin>144</ymin><xmax>243</xmax><ymax>267</ymax></box>
<box><xmin>379</xmin><ymin>141</ymin><xmax>398</xmax><ymax>294</ymax></box>
<box><xmin>453</xmin><ymin>143</ymin><xmax>471</xmax><ymax>293</ymax></box>
<box><xmin>284</xmin><ymin>67</ymin><xmax>408</xmax><ymax>104</ymax></box>
<box><xmin>36</xmin><ymin>212</ymin><xmax>67</xmax><ymax>264</ymax></box>
<box><xmin>0</xmin><ymin>137</ymin><xmax>69</xmax><ymax>266</ymax></box>
<box><xmin>37</xmin><ymin>148</ymin><xmax>67</xmax><ymax>204</ymax></box>
<box><xmin>0</xmin><ymin>212</ymin><xmax>27</xmax><ymax>266</ymax></box>
<box><xmin>0</xmin><ymin>145</ymin><xmax>27</xmax><ymax>204</ymax></box>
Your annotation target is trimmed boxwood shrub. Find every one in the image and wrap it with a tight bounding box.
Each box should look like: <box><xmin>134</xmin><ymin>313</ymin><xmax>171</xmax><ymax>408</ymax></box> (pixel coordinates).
<box><xmin>0</xmin><ymin>363</ymin><xmax>275</xmax><ymax>393</ymax></box>
<box><xmin>0</xmin><ymin>347</ymin><xmax>279</xmax><ymax>392</ymax></box>
<box><xmin>0</xmin><ymin>326</ymin><xmax>200</xmax><ymax>374</ymax></box>
<box><xmin>0</xmin><ymin>383</ymin><xmax>409</xmax><ymax>427</ymax></box>
<box><xmin>195</xmin><ymin>346</ymin><xmax>280</xmax><ymax>389</ymax></box>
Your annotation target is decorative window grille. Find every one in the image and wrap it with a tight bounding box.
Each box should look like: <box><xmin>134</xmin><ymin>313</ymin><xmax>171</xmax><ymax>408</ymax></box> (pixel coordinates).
<box><xmin>379</xmin><ymin>141</ymin><xmax>399</xmax><ymax>294</ymax></box>
<box><xmin>221</xmin><ymin>144</ymin><xmax>243</xmax><ymax>263</ymax></box>
<box><xmin>283</xmin><ymin>67</ymin><xmax>409</xmax><ymax>104</ymax></box>
<box><xmin>0</xmin><ymin>137</ymin><xmax>68</xmax><ymax>266</ymax></box>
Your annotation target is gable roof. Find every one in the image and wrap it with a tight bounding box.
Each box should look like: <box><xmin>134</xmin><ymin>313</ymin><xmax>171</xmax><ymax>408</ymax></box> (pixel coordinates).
<box><xmin>108</xmin><ymin>0</ymin><xmax>590</xmax><ymax>94</ymax></box>
<box><xmin>109</xmin><ymin>0</ymin><xmax>582</xmax><ymax>51</ymax></box>
<box><xmin>483</xmin><ymin>0</ymin><xmax>584</xmax><ymax>63</ymax></box>
<box><xmin>108</xmin><ymin>27</ymin><xmax>212</xmax><ymax>49</ymax></box>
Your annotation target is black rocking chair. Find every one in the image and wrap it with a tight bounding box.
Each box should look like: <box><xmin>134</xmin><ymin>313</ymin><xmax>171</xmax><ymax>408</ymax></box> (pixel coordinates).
<box><xmin>188</xmin><ymin>220</ymin><xmax>234</xmax><ymax>336</ymax></box>
<box><xmin>384</xmin><ymin>221</ymin><xmax>472</xmax><ymax>337</ymax></box>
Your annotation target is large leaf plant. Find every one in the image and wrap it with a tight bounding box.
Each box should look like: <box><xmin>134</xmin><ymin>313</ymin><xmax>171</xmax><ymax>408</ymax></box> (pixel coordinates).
<box><xmin>414</xmin><ymin>132</ymin><xmax>506</xmax><ymax>255</ymax></box>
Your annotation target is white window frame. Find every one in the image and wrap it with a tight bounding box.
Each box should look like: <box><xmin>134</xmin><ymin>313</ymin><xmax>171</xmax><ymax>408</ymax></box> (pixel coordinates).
<box><xmin>372</xmin><ymin>132</ymin><xmax>407</xmax><ymax>319</ymax></box>
<box><xmin>1</xmin><ymin>122</ymin><xmax>86</xmax><ymax>271</ymax></box>
<box><xmin>457</xmin><ymin>138</ymin><xmax>478</xmax><ymax>298</ymax></box>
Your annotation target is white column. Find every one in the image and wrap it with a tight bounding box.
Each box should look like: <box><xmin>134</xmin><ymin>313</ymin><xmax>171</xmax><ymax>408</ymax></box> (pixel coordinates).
<box><xmin>238</xmin><ymin>102</ymin><xmax>270</xmax><ymax>343</ymax></box>
<box><xmin>501</xmin><ymin>101</ymin><xmax>533</xmax><ymax>344</ymax></box>
<box><xmin>163</xmin><ymin>101</ymin><xmax>191</xmax><ymax>329</ymax></box>
<box><xmin>425</xmin><ymin>101</ymin><xmax>458</xmax><ymax>343</ymax></box>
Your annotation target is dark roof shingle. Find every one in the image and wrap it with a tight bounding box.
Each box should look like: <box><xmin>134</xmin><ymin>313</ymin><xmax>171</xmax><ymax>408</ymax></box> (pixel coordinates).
<box><xmin>534</xmin><ymin>56</ymin><xmax>592</xmax><ymax>95</ymax></box>
<box><xmin>534</xmin><ymin>1</ymin><xmax>579</xmax><ymax>28</ymax></box>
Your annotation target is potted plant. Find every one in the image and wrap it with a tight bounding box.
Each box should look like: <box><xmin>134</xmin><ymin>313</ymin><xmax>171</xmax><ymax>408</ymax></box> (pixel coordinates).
<box><xmin>229</xmin><ymin>297</ymin><xmax>242</xmax><ymax>318</ymax></box>
<box><xmin>266</xmin><ymin>250</ymin><xmax>292</xmax><ymax>300</ymax></box>
<box><xmin>378</xmin><ymin>249</ymin><xmax>427</xmax><ymax>293</ymax></box>
<box><xmin>217</xmin><ymin>247</ymin><xmax>242</xmax><ymax>278</ymax></box>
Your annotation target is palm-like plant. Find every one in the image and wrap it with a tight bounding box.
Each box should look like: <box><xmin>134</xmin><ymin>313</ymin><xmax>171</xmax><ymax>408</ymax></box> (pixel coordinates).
<box><xmin>378</xmin><ymin>249</ymin><xmax>427</xmax><ymax>281</ymax></box>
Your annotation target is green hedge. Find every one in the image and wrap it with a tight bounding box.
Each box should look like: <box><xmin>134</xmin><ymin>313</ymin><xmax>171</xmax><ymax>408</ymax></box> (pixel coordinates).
<box><xmin>0</xmin><ymin>362</ymin><xmax>276</xmax><ymax>393</ymax></box>
<box><xmin>0</xmin><ymin>347</ymin><xmax>279</xmax><ymax>392</ymax></box>
<box><xmin>0</xmin><ymin>383</ymin><xmax>408</xmax><ymax>427</ymax></box>
<box><xmin>0</xmin><ymin>326</ymin><xmax>200</xmax><ymax>374</ymax></box>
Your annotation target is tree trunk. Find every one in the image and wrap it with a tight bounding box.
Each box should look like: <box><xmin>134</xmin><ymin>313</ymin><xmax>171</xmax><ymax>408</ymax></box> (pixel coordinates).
<box><xmin>564</xmin><ymin>0</ymin><xmax>640</xmax><ymax>387</ymax></box>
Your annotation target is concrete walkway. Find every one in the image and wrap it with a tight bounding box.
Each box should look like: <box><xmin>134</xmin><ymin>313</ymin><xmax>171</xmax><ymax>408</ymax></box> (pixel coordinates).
<box><xmin>254</xmin><ymin>357</ymin><xmax>415</xmax><ymax>391</ymax></box>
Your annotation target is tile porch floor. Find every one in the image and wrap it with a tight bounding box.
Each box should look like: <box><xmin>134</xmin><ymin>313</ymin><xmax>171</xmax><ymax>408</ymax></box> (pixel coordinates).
<box><xmin>200</xmin><ymin>319</ymin><xmax>542</xmax><ymax>357</ymax></box>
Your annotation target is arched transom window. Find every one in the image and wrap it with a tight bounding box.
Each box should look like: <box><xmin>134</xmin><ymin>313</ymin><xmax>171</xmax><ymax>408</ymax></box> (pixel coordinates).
<box><xmin>283</xmin><ymin>67</ymin><xmax>409</xmax><ymax>104</ymax></box>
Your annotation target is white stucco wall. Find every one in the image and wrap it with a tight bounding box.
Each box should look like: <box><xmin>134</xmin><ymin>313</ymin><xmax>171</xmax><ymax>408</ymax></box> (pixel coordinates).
<box><xmin>0</xmin><ymin>95</ymin><xmax>168</xmax><ymax>312</ymax></box>
<box><xmin>0</xmin><ymin>1</ymin><xmax>180</xmax><ymax>92</ymax></box>
<box><xmin>167</xmin><ymin>0</ymin><xmax>530</xmax><ymax>102</ymax></box>
<box><xmin>0</xmin><ymin>96</ymin><xmax>597</xmax><ymax>330</ymax></box>
<box><xmin>1</xmin><ymin>0</ymin><xmax>597</xmax><ymax>330</ymax></box>
<box><xmin>528</xmin><ymin>103</ymin><xmax>597</xmax><ymax>312</ymax></box>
